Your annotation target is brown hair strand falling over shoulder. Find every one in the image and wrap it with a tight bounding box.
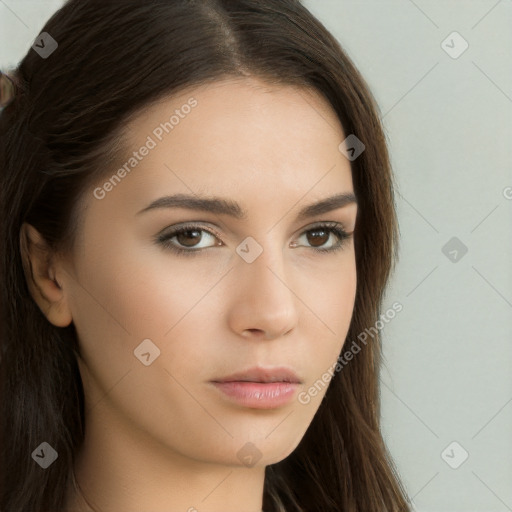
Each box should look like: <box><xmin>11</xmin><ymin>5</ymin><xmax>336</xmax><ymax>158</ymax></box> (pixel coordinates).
<box><xmin>0</xmin><ymin>0</ymin><xmax>411</xmax><ymax>510</ymax></box>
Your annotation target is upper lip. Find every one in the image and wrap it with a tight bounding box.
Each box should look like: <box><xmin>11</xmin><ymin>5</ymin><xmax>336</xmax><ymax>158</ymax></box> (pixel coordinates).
<box><xmin>211</xmin><ymin>366</ymin><xmax>302</xmax><ymax>384</ymax></box>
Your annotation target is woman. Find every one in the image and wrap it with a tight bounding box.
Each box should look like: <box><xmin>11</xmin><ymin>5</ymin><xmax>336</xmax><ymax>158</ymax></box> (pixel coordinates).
<box><xmin>0</xmin><ymin>1</ymin><xmax>410</xmax><ymax>510</ymax></box>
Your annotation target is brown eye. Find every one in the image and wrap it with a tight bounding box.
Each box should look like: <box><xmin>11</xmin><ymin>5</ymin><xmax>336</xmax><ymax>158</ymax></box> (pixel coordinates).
<box><xmin>156</xmin><ymin>221</ymin><xmax>351</xmax><ymax>257</ymax></box>
<box><xmin>175</xmin><ymin>229</ymin><xmax>204</xmax><ymax>247</ymax></box>
<box><xmin>295</xmin><ymin>222</ymin><xmax>351</xmax><ymax>253</ymax></box>
<box><xmin>305</xmin><ymin>228</ymin><xmax>330</xmax><ymax>248</ymax></box>
<box><xmin>157</xmin><ymin>224</ymin><xmax>221</xmax><ymax>255</ymax></box>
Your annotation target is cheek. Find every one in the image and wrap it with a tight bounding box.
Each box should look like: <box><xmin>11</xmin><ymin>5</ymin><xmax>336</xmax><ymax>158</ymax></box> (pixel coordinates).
<box><xmin>67</xmin><ymin>244</ymin><xmax>223</xmax><ymax>441</ymax></box>
<box><xmin>68</xmin><ymin>241</ymin><xmax>225</xmax><ymax>390</ymax></box>
<box><xmin>298</xmin><ymin>254</ymin><xmax>357</xmax><ymax>397</ymax></box>
<box><xmin>329</xmin><ymin>265</ymin><xmax>357</xmax><ymax>333</ymax></box>
<box><xmin>303</xmin><ymin>250</ymin><xmax>357</xmax><ymax>335</ymax></box>
<box><xmin>70</xmin><ymin>240</ymin><xmax>211</xmax><ymax>337</ymax></box>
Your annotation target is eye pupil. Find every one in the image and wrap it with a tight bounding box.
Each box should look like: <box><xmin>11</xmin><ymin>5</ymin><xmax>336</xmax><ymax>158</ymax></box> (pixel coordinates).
<box><xmin>176</xmin><ymin>229</ymin><xmax>202</xmax><ymax>247</ymax></box>
<box><xmin>307</xmin><ymin>229</ymin><xmax>329</xmax><ymax>247</ymax></box>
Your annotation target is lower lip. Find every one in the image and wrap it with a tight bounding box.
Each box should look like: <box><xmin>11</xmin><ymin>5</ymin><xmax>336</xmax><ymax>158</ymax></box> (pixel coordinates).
<box><xmin>210</xmin><ymin>381</ymin><xmax>299</xmax><ymax>409</ymax></box>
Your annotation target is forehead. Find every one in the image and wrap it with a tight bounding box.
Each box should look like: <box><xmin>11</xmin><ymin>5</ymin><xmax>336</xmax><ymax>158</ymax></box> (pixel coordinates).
<box><xmin>83</xmin><ymin>77</ymin><xmax>354</xmax><ymax>228</ymax></box>
<box><xmin>130</xmin><ymin>78</ymin><xmax>347</xmax><ymax>180</ymax></box>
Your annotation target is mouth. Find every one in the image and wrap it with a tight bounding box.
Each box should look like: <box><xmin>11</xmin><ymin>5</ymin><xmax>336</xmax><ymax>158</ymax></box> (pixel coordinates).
<box><xmin>209</xmin><ymin>366</ymin><xmax>302</xmax><ymax>409</ymax></box>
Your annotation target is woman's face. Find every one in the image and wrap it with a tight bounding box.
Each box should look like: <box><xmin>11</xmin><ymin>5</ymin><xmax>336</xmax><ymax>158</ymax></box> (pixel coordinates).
<box><xmin>57</xmin><ymin>77</ymin><xmax>357</xmax><ymax>489</ymax></box>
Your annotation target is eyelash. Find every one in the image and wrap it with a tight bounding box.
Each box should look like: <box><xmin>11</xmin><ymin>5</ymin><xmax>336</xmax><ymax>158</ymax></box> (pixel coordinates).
<box><xmin>155</xmin><ymin>221</ymin><xmax>352</xmax><ymax>257</ymax></box>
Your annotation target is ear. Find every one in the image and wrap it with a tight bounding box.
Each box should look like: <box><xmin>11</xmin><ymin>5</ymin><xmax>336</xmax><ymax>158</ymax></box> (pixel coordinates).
<box><xmin>19</xmin><ymin>223</ymin><xmax>73</xmax><ymax>327</ymax></box>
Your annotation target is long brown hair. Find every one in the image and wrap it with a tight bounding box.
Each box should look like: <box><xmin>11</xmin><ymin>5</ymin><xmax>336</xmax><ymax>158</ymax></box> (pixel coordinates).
<box><xmin>0</xmin><ymin>0</ymin><xmax>410</xmax><ymax>510</ymax></box>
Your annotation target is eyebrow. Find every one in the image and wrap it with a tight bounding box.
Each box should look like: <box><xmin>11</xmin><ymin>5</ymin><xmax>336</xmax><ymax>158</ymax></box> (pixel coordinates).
<box><xmin>136</xmin><ymin>192</ymin><xmax>357</xmax><ymax>221</ymax></box>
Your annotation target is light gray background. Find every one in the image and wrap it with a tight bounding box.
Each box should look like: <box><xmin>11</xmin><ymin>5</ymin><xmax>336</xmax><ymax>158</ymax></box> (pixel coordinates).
<box><xmin>1</xmin><ymin>1</ymin><xmax>511</xmax><ymax>511</ymax></box>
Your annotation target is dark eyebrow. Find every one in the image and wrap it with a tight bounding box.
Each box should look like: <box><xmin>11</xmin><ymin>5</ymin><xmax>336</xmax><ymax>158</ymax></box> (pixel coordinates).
<box><xmin>136</xmin><ymin>192</ymin><xmax>357</xmax><ymax>220</ymax></box>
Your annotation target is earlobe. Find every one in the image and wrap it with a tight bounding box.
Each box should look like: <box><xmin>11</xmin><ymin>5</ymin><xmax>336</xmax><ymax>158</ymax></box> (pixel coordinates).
<box><xmin>19</xmin><ymin>223</ymin><xmax>73</xmax><ymax>328</ymax></box>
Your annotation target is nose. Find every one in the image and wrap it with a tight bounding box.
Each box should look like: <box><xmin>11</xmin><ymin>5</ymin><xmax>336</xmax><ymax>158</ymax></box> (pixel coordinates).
<box><xmin>227</xmin><ymin>240</ymin><xmax>300</xmax><ymax>340</ymax></box>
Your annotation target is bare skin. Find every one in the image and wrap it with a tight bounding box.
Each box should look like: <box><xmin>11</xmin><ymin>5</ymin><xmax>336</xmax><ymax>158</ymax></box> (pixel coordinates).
<box><xmin>21</xmin><ymin>77</ymin><xmax>358</xmax><ymax>512</ymax></box>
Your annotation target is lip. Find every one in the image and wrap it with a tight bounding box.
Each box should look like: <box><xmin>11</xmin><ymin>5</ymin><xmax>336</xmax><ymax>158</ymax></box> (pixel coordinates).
<box><xmin>209</xmin><ymin>366</ymin><xmax>302</xmax><ymax>409</ymax></box>
<box><xmin>211</xmin><ymin>366</ymin><xmax>302</xmax><ymax>384</ymax></box>
<box><xmin>210</xmin><ymin>381</ymin><xmax>299</xmax><ymax>409</ymax></box>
